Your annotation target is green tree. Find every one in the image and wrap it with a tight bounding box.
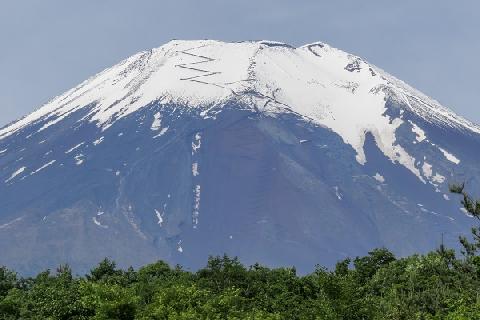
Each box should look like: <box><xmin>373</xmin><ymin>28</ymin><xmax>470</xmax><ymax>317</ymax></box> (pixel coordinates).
<box><xmin>0</xmin><ymin>267</ymin><xmax>16</xmax><ymax>299</ymax></box>
<box><xmin>20</xmin><ymin>266</ymin><xmax>92</xmax><ymax>319</ymax></box>
<box><xmin>450</xmin><ymin>183</ymin><xmax>480</xmax><ymax>257</ymax></box>
<box><xmin>79</xmin><ymin>281</ymin><xmax>138</xmax><ymax>320</ymax></box>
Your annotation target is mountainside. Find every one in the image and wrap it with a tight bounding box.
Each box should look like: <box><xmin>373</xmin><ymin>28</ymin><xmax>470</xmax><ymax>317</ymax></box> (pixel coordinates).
<box><xmin>1</xmin><ymin>40</ymin><xmax>479</xmax><ymax>275</ymax></box>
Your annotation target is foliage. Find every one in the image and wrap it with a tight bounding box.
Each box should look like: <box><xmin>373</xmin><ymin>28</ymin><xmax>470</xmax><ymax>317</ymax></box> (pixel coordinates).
<box><xmin>0</xmin><ymin>187</ymin><xmax>479</xmax><ymax>319</ymax></box>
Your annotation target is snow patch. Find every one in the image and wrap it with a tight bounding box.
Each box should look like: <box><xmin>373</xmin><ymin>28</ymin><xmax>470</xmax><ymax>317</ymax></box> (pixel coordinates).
<box><xmin>153</xmin><ymin>127</ymin><xmax>169</xmax><ymax>138</ymax></box>
<box><xmin>93</xmin><ymin>136</ymin><xmax>104</xmax><ymax>146</ymax></box>
<box><xmin>155</xmin><ymin>209</ymin><xmax>164</xmax><ymax>226</ymax></box>
<box><xmin>192</xmin><ymin>162</ymin><xmax>199</xmax><ymax>177</ymax></box>
<box><xmin>177</xmin><ymin>240</ymin><xmax>184</xmax><ymax>253</ymax></box>
<box><xmin>192</xmin><ymin>132</ymin><xmax>202</xmax><ymax>155</ymax></box>
<box><xmin>193</xmin><ymin>185</ymin><xmax>201</xmax><ymax>226</ymax></box>
<box><xmin>432</xmin><ymin>173</ymin><xmax>445</xmax><ymax>184</ymax></box>
<box><xmin>409</xmin><ymin>121</ymin><xmax>426</xmax><ymax>142</ymax></box>
<box><xmin>65</xmin><ymin>142</ymin><xmax>85</xmax><ymax>154</ymax></box>
<box><xmin>334</xmin><ymin>186</ymin><xmax>343</xmax><ymax>200</ymax></box>
<box><xmin>75</xmin><ymin>154</ymin><xmax>85</xmax><ymax>165</ymax></box>
<box><xmin>460</xmin><ymin>207</ymin><xmax>472</xmax><ymax>217</ymax></box>
<box><xmin>31</xmin><ymin>160</ymin><xmax>56</xmax><ymax>175</ymax></box>
<box><xmin>150</xmin><ymin>113</ymin><xmax>169</xmax><ymax>138</ymax></box>
<box><xmin>438</xmin><ymin>147</ymin><xmax>460</xmax><ymax>164</ymax></box>
<box><xmin>151</xmin><ymin>112</ymin><xmax>162</xmax><ymax>131</ymax></box>
<box><xmin>92</xmin><ymin>217</ymin><xmax>108</xmax><ymax>229</ymax></box>
<box><xmin>422</xmin><ymin>162</ymin><xmax>433</xmax><ymax>178</ymax></box>
<box><xmin>5</xmin><ymin>167</ymin><xmax>26</xmax><ymax>183</ymax></box>
<box><xmin>373</xmin><ymin>173</ymin><xmax>385</xmax><ymax>183</ymax></box>
<box><xmin>420</xmin><ymin>161</ymin><xmax>446</xmax><ymax>185</ymax></box>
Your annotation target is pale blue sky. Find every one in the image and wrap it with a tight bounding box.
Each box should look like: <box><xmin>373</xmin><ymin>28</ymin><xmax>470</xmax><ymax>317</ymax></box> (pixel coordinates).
<box><xmin>1</xmin><ymin>0</ymin><xmax>479</xmax><ymax>126</ymax></box>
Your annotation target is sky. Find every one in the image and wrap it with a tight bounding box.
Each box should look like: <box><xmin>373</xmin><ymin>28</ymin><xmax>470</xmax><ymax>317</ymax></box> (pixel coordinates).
<box><xmin>0</xmin><ymin>0</ymin><xmax>479</xmax><ymax>126</ymax></box>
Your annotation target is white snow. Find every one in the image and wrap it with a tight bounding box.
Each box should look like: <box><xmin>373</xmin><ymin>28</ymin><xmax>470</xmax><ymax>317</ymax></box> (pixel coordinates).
<box><xmin>432</xmin><ymin>173</ymin><xmax>446</xmax><ymax>184</ymax></box>
<box><xmin>192</xmin><ymin>132</ymin><xmax>202</xmax><ymax>155</ymax></box>
<box><xmin>177</xmin><ymin>241</ymin><xmax>184</xmax><ymax>253</ymax></box>
<box><xmin>74</xmin><ymin>154</ymin><xmax>85</xmax><ymax>165</ymax></box>
<box><xmin>438</xmin><ymin>147</ymin><xmax>460</xmax><ymax>164</ymax></box>
<box><xmin>154</xmin><ymin>209</ymin><xmax>164</xmax><ymax>226</ymax></box>
<box><xmin>334</xmin><ymin>186</ymin><xmax>343</xmax><ymax>200</ymax></box>
<box><xmin>373</xmin><ymin>173</ymin><xmax>385</xmax><ymax>183</ymax></box>
<box><xmin>153</xmin><ymin>127</ymin><xmax>169</xmax><ymax>138</ymax></box>
<box><xmin>193</xmin><ymin>184</ymin><xmax>201</xmax><ymax>226</ymax></box>
<box><xmin>443</xmin><ymin>194</ymin><xmax>450</xmax><ymax>201</ymax></box>
<box><xmin>422</xmin><ymin>162</ymin><xmax>433</xmax><ymax>178</ymax></box>
<box><xmin>409</xmin><ymin>121</ymin><xmax>427</xmax><ymax>142</ymax></box>
<box><xmin>93</xmin><ymin>136</ymin><xmax>104</xmax><ymax>146</ymax></box>
<box><xmin>0</xmin><ymin>149</ymin><xmax>7</xmax><ymax>155</ymax></box>
<box><xmin>151</xmin><ymin>112</ymin><xmax>162</xmax><ymax>130</ymax></box>
<box><xmin>0</xmin><ymin>40</ymin><xmax>477</xmax><ymax>182</ymax></box>
<box><xmin>192</xmin><ymin>162</ymin><xmax>199</xmax><ymax>176</ymax></box>
<box><xmin>92</xmin><ymin>217</ymin><xmax>108</xmax><ymax>228</ymax></box>
<box><xmin>5</xmin><ymin>167</ymin><xmax>26</xmax><ymax>183</ymax></box>
<box><xmin>421</xmin><ymin>162</ymin><xmax>446</xmax><ymax>185</ymax></box>
<box><xmin>151</xmin><ymin>112</ymin><xmax>170</xmax><ymax>137</ymax></box>
<box><xmin>65</xmin><ymin>142</ymin><xmax>85</xmax><ymax>154</ymax></box>
<box><xmin>31</xmin><ymin>160</ymin><xmax>56</xmax><ymax>175</ymax></box>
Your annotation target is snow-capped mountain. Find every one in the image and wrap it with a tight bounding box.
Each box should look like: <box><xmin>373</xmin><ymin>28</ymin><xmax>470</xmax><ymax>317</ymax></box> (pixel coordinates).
<box><xmin>1</xmin><ymin>40</ymin><xmax>479</xmax><ymax>274</ymax></box>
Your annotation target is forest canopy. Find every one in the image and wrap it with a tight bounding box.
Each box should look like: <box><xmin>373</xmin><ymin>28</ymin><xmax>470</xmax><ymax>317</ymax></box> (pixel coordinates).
<box><xmin>0</xmin><ymin>186</ymin><xmax>479</xmax><ymax>319</ymax></box>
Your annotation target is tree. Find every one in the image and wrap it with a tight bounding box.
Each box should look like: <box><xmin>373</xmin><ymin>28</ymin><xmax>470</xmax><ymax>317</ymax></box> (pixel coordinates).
<box><xmin>196</xmin><ymin>255</ymin><xmax>248</xmax><ymax>293</ymax></box>
<box><xmin>19</xmin><ymin>267</ymin><xmax>92</xmax><ymax>319</ymax></box>
<box><xmin>450</xmin><ymin>183</ymin><xmax>480</xmax><ymax>257</ymax></box>
<box><xmin>87</xmin><ymin>258</ymin><xmax>124</xmax><ymax>284</ymax></box>
<box><xmin>0</xmin><ymin>267</ymin><xmax>16</xmax><ymax>298</ymax></box>
<box><xmin>354</xmin><ymin>248</ymin><xmax>396</xmax><ymax>285</ymax></box>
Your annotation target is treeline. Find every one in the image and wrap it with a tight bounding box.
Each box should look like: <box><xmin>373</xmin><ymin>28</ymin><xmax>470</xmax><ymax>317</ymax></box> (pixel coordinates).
<box><xmin>0</xmin><ymin>186</ymin><xmax>479</xmax><ymax>319</ymax></box>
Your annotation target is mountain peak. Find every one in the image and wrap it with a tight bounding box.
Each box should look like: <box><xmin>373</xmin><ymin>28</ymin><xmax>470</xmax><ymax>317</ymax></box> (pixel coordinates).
<box><xmin>1</xmin><ymin>40</ymin><xmax>480</xmax><ymax>275</ymax></box>
<box><xmin>1</xmin><ymin>40</ymin><xmax>478</xmax><ymax>177</ymax></box>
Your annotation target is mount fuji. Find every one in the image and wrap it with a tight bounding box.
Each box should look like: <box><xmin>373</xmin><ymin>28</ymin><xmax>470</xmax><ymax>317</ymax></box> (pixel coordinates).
<box><xmin>1</xmin><ymin>40</ymin><xmax>479</xmax><ymax>275</ymax></box>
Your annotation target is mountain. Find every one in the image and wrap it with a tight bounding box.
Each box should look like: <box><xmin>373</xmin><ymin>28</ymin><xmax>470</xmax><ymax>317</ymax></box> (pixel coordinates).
<box><xmin>1</xmin><ymin>40</ymin><xmax>479</xmax><ymax>275</ymax></box>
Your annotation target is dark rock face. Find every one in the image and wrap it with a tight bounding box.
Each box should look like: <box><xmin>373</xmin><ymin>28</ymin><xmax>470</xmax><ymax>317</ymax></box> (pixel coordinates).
<box><xmin>0</xmin><ymin>99</ymin><xmax>479</xmax><ymax>275</ymax></box>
